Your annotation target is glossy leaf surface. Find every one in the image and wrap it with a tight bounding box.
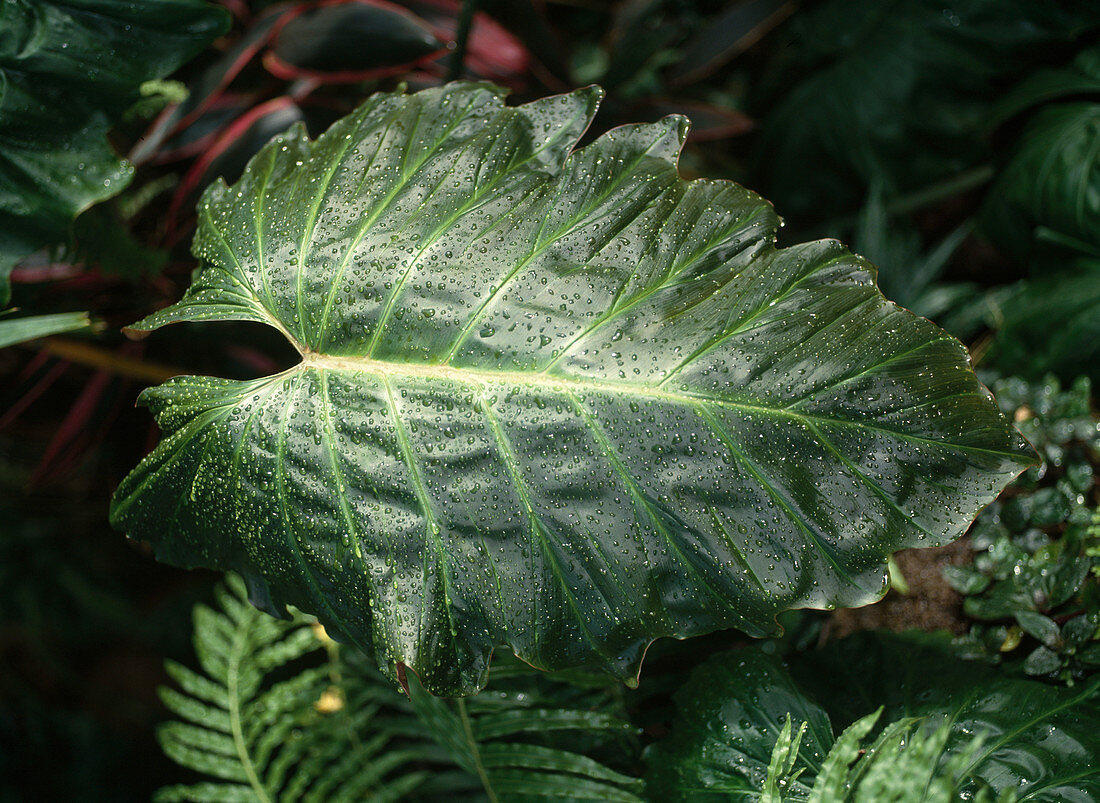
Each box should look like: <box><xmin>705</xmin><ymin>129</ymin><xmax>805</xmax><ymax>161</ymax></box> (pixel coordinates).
<box><xmin>791</xmin><ymin>632</ymin><xmax>1100</xmax><ymax>801</ymax></box>
<box><xmin>268</xmin><ymin>0</ymin><xmax>443</xmax><ymax>79</ymax></box>
<box><xmin>648</xmin><ymin>633</ymin><xmax>1100</xmax><ymax>801</ymax></box>
<box><xmin>111</xmin><ymin>83</ymin><xmax>1033</xmax><ymax>694</ymax></box>
<box><xmin>646</xmin><ymin>650</ymin><xmax>832</xmax><ymax>799</ymax></box>
<box><xmin>0</xmin><ymin>0</ymin><xmax>229</xmax><ymax>302</ymax></box>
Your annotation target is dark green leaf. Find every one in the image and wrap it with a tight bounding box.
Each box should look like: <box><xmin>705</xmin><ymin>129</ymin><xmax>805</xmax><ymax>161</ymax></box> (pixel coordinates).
<box><xmin>990</xmin><ymin>264</ymin><xmax>1100</xmax><ymax>384</ymax></box>
<box><xmin>981</xmin><ymin>103</ymin><xmax>1100</xmax><ymax>260</ymax></box>
<box><xmin>646</xmin><ymin>633</ymin><xmax>1092</xmax><ymax>802</ymax></box>
<box><xmin>1029</xmin><ymin>487</ymin><xmax>1074</xmax><ymax>528</ymax></box>
<box><xmin>753</xmin><ymin>0</ymin><xmax>1100</xmax><ymax>221</ymax></box>
<box><xmin>963</xmin><ymin>587</ymin><xmax>1031</xmax><ymax>622</ymax></box>
<box><xmin>71</xmin><ymin>204</ymin><xmax>169</xmax><ymax>279</ymax></box>
<box><xmin>1080</xmin><ymin>644</ymin><xmax>1100</xmax><ymax>665</ymax></box>
<box><xmin>0</xmin><ymin>0</ymin><xmax>229</xmax><ymax>302</ymax></box>
<box><xmin>1063</xmin><ymin>614</ymin><xmax>1095</xmax><ymax>646</ymax></box>
<box><xmin>645</xmin><ymin>649</ymin><xmax>832</xmax><ymax>800</ymax></box>
<box><xmin>942</xmin><ymin>564</ymin><xmax>991</xmax><ymax>596</ymax></box>
<box><xmin>789</xmin><ymin>631</ymin><xmax>1100</xmax><ymax>800</ymax></box>
<box><xmin>1024</xmin><ymin>645</ymin><xmax>1064</xmax><ymax>676</ymax></box>
<box><xmin>110</xmin><ymin>83</ymin><xmax>1034</xmax><ymax>695</ymax></box>
<box><xmin>990</xmin><ymin>44</ymin><xmax>1100</xmax><ymax>126</ymax></box>
<box><xmin>1015</xmin><ymin>610</ymin><xmax>1062</xmax><ymax>649</ymax></box>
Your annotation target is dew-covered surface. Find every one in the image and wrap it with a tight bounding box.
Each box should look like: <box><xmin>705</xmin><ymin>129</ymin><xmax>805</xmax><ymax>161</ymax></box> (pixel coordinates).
<box><xmin>110</xmin><ymin>82</ymin><xmax>1035</xmax><ymax>695</ymax></box>
<box><xmin>646</xmin><ymin>649</ymin><xmax>833</xmax><ymax>799</ymax></box>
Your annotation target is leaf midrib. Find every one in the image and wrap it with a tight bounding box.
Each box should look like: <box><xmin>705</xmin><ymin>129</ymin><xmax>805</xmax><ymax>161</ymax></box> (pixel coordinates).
<box><xmin>227</xmin><ymin>608</ymin><xmax>272</xmax><ymax>803</ymax></box>
<box><xmin>297</xmin><ymin>353</ymin><xmax>1031</xmax><ymax>463</ymax></box>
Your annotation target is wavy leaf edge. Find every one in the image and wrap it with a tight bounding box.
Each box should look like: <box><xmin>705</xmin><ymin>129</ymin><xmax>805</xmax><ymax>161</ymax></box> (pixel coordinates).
<box><xmin>111</xmin><ymin>81</ymin><xmax>1036</xmax><ymax>695</ymax></box>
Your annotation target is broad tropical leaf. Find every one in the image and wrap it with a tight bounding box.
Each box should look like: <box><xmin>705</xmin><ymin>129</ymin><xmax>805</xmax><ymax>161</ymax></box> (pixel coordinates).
<box><xmin>0</xmin><ymin>0</ymin><xmax>229</xmax><ymax>302</ymax></box>
<box><xmin>647</xmin><ymin>633</ymin><xmax>1100</xmax><ymax>801</ymax></box>
<box><xmin>110</xmin><ymin>82</ymin><xmax>1034</xmax><ymax>695</ymax></box>
<box><xmin>791</xmin><ymin>632</ymin><xmax>1100</xmax><ymax>801</ymax></box>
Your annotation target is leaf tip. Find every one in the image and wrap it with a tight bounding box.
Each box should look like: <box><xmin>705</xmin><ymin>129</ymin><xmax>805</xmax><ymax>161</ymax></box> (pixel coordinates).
<box><xmin>395</xmin><ymin>662</ymin><xmax>411</xmax><ymax>697</ymax></box>
<box><xmin>666</xmin><ymin>113</ymin><xmax>691</xmax><ymax>146</ymax></box>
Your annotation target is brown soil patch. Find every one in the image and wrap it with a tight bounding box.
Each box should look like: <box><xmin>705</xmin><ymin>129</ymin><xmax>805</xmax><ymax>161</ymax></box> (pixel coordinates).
<box><xmin>828</xmin><ymin>538</ymin><xmax>974</xmax><ymax>639</ymax></box>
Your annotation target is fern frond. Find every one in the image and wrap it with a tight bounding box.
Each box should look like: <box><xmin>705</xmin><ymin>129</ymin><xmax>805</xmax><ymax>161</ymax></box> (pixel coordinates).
<box><xmin>161</xmin><ymin>576</ymin><xmax>646</xmax><ymax>801</ymax></box>
<box><xmin>407</xmin><ymin>655</ymin><xmax>645</xmax><ymax>803</ymax></box>
<box><xmin>761</xmin><ymin>715</ymin><xmax>808</xmax><ymax>803</ymax></box>
<box><xmin>845</xmin><ymin>720</ymin><xmax>1014</xmax><ymax>803</ymax></box>
<box><xmin>156</xmin><ymin>575</ymin><xmax>428</xmax><ymax>802</ymax></box>
<box><xmin>759</xmin><ymin>713</ymin><xmax>1018</xmax><ymax>803</ymax></box>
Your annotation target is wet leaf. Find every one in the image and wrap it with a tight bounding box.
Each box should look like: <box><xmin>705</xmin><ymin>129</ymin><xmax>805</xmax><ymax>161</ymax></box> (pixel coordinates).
<box><xmin>646</xmin><ymin>649</ymin><xmax>832</xmax><ymax>799</ymax></box>
<box><xmin>791</xmin><ymin>632</ymin><xmax>1100</xmax><ymax>800</ymax></box>
<box><xmin>111</xmin><ymin>83</ymin><xmax>1034</xmax><ymax>695</ymax></box>
<box><xmin>649</xmin><ymin>633</ymin><xmax>1100</xmax><ymax>801</ymax></box>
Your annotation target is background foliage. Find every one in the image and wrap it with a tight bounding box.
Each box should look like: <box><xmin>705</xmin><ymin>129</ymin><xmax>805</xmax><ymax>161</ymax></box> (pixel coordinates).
<box><xmin>2</xmin><ymin>0</ymin><xmax>1099</xmax><ymax>799</ymax></box>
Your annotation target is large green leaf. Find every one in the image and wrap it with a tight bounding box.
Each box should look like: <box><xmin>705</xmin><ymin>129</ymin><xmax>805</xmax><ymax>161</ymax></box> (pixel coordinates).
<box><xmin>110</xmin><ymin>83</ymin><xmax>1034</xmax><ymax>695</ymax></box>
<box><xmin>0</xmin><ymin>0</ymin><xmax>229</xmax><ymax>303</ymax></box>
<box><xmin>645</xmin><ymin>649</ymin><xmax>833</xmax><ymax>800</ymax></box>
<box><xmin>647</xmin><ymin>633</ymin><xmax>1100</xmax><ymax>801</ymax></box>
<box><xmin>791</xmin><ymin>632</ymin><xmax>1100</xmax><ymax>801</ymax></box>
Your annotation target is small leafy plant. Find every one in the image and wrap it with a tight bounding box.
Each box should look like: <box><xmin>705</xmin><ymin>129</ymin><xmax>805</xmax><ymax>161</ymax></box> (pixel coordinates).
<box><xmin>948</xmin><ymin>374</ymin><xmax>1100</xmax><ymax>682</ymax></box>
<box><xmin>0</xmin><ymin>0</ymin><xmax>229</xmax><ymax>301</ymax></box>
<box><xmin>162</xmin><ymin>584</ymin><xmax>1100</xmax><ymax>801</ymax></box>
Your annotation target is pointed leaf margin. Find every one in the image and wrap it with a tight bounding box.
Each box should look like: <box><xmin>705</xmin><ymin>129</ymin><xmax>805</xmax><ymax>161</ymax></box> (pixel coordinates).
<box><xmin>111</xmin><ymin>82</ymin><xmax>1036</xmax><ymax>694</ymax></box>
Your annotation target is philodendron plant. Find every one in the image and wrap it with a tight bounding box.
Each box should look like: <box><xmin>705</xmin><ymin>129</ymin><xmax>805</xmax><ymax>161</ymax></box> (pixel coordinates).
<box><xmin>110</xmin><ymin>82</ymin><xmax>1035</xmax><ymax>696</ymax></box>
